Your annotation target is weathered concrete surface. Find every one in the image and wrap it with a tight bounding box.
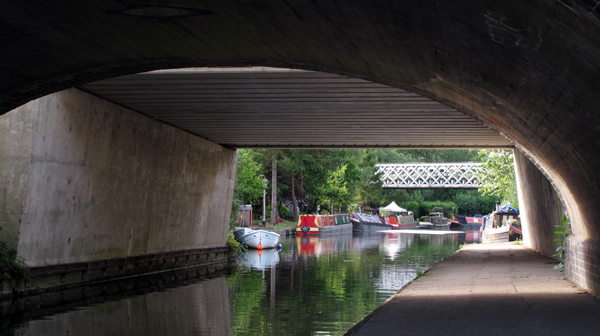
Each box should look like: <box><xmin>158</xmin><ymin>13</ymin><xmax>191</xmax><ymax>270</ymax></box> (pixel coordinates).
<box><xmin>514</xmin><ymin>150</ymin><xmax>564</xmax><ymax>258</ymax></box>
<box><xmin>346</xmin><ymin>244</ymin><xmax>600</xmax><ymax>336</ymax></box>
<box><xmin>11</xmin><ymin>89</ymin><xmax>236</xmax><ymax>267</ymax></box>
<box><xmin>0</xmin><ymin>101</ymin><xmax>38</xmax><ymax>248</ymax></box>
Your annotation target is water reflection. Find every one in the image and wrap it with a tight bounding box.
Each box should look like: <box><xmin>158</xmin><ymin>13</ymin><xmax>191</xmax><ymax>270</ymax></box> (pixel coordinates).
<box><xmin>4</xmin><ymin>277</ymin><xmax>233</xmax><ymax>336</ymax></box>
<box><xmin>229</xmin><ymin>231</ymin><xmax>469</xmax><ymax>335</ymax></box>
<box><xmin>2</xmin><ymin>231</ymin><xmax>477</xmax><ymax>336</ymax></box>
<box><xmin>239</xmin><ymin>249</ymin><xmax>280</xmax><ymax>270</ymax></box>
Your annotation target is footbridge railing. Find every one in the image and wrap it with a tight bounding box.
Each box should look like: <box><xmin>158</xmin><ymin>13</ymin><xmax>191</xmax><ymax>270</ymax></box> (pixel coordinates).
<box><xmin>375</xmin><ymin>162</ymin><xmax>483</xmax><ymax>189</ymax></box>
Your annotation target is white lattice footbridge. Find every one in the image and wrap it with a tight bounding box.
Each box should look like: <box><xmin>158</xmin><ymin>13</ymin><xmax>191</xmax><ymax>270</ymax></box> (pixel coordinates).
<box><xmin>375</xmin><ymin>163</ymin><xmax>483</xmax><ymax>189</ymax></box>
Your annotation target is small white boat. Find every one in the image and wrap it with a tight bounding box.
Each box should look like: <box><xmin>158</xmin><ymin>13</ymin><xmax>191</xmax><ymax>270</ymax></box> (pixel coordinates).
<box><xmin>233</xmin><ymin>228</ymin><xmax>281</xmax><ymax>249</ymax></box>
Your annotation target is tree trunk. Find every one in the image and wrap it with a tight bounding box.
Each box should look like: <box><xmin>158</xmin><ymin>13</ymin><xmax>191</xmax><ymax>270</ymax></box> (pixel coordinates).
<box><xmin>329</xmin><ymin>198</ymin><xmax>333</xmax><ymax>215</ymax></box>
<box><xmin>291</xmin><ymin>172</ymin><xmax>298</xmax><ymax>221</ymax></box>
<box><xmin>270</xmin><ymin>155</ymin><xmax>278</xmax><ymax>224</ymax></box>
<box><xmin>299</xmin><ymin>171</ymin><xmax>304</xmax><ymax>214</ymax></box>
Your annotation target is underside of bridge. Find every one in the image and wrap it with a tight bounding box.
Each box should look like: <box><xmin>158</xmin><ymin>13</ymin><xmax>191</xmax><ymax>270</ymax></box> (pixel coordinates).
<box><xmin>80</xmin><ymin>67</ymin><xmax>511</xmax><ymax>149</ymax></box>
<box><xmin>1</xmin><ymin>1</ymin><xmax>600</xmax><ymax>294</ymax></box>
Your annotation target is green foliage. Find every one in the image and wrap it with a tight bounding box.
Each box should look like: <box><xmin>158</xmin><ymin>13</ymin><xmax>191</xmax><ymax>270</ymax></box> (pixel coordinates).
<box><xmin>400</xmin><ymin>201</ymin><xmax>421</xmax><ymax>218</ymax></box>
<box><xmin>419</xmin><ymin>201</ymin><xmax>457</xmax><ymax>218</ymax></box>
<box><xmin>553</xmin><ymin>216</ymin><xmax>569</xmax><ymax>276</ymax></box>
<box><xmin>236</xmin><ymin>149</ymin><xmax>505</xmax><ymax>220</ymax></box>
<box><xmin>450</xmin><ymin>191</ymin><xmax>500</xmax><ymax>215</ymax></box>
<box><xmin>226</xmin><ymin>232</ymin><xmax>246</xmax><ymax>253</ymax></box>
<box><xmin>353</xmin><ymin>150</ymin><xmax>383</xmax><ymax>209</ymax></box>
<box><xmin>0</xmin><ymin>241</ymin><xmax>31</xmax><ymax>282</ymax></box>
<box><xmin>230</xmin><ymin>194</ymin><xmax>243</xmax><ymax>231</ymax></box>
<box><xmin>279</xmin><ymin>203</ymin><xmax>290</xmax><ymax>217</ymax></box>
<box><xmin>231</xmin><ymin>149</ymin><xmax>265</xmax><ymax>231</ymax></box>
<box><xmin>320</xmin><ymin>157</ymin><xmax>362</xmax><ymax>209</ymax></box>
<box><xmin>478</xmin><ymin>150</ymin><xmax>519</xmax><ymax>209</ymax></box>
<box><xmin>234</xmin><ymin>149</ymin><xmax>265</xmax><ymax>204</ymax></box>
<box><xmin>395</xmin><ymin>149</ymin><xmax>480</xmax><ymax>163</ymax></box>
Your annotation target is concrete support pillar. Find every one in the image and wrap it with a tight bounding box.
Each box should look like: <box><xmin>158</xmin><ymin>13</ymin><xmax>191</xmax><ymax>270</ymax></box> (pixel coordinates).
<box><xmin>513</xmin><ymin>149</ymin><xmax>564</xmax><ymax>258</ymax></box>
<box><xmin>1</xmin><ymin>89</ymin><xmax>236</xmax><ymax>267</ymax></box>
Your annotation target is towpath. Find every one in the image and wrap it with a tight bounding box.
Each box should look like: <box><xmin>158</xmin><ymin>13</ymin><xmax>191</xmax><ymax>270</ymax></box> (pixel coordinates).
<box><xmin>345</xmin><ymin>243</ymin><xmax>600</xmax><ymax>336</ymax></box>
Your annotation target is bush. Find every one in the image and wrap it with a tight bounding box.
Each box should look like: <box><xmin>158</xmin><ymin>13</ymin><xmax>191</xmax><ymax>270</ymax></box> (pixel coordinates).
<box><xmin>419</xmin><ymin>201</ymin><xmax>457</xmax><ymax>218</ymax></box>
<box><xmin>0</xmin><ymin>241</ymin><xmax>31</xmax><ymax>282</ymax></box>
<box><xmin>226</xmin><ymin>232</ymin><xmax>246</xmax><ymax>253</ymax></box>
<box><xmin>230</xmin><ymin>196</ymin><xmax>243</xmax><ymax>231</ymax></box>
<box><xmin>279</xmin><ymin>203</ymin><xmax>290</xmax><ymax>217</ymax></box>
<box><xmin>400</xmin><ymin>201</ymin><xmax>420</xmax><ymax>218</ymax></box>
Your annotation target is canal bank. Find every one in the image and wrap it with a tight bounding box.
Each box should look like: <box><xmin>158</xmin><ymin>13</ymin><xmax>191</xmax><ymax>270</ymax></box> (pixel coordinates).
<box><xmin>346</xmin><ymin>243</ymin><xmax>600</xmax><ymax>336</ymax></box>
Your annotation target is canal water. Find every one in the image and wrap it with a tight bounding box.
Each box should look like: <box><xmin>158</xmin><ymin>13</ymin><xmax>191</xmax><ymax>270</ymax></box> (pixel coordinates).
<box><xmin>1</xmin><ymin>231</ymin><xmax>478</xmax><ymax>335</ymax></box>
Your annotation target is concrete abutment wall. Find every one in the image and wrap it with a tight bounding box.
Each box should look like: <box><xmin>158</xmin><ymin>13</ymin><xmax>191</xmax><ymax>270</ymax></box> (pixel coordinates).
<box><xmin>514</xmin><ymin>150</ymin><xmax>564</xmax><ymax>258</ymax></box>
<box><xmin>514</xmin><ymin>149</ymin><xmax>600</xmax><ymax>294</ymax></box>
<box><xmin>0</xmin><ymin>89</ymin><xmax>236</xmax><ymax>283</ymax></box>
<box><xmin>0</xmin><ymin>100</ymin><xmax>38</xmax><ymax>249</ymax></box>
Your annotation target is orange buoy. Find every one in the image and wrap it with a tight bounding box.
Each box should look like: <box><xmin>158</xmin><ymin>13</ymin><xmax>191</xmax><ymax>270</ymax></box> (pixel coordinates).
<box><xmin>257</xmin><ymin>238</ymin><xmax>263</xmax><ymax>250</ymax></box>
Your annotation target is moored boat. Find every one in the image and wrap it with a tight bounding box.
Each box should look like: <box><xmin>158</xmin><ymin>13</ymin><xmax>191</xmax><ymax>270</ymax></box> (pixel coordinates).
<box><xmin>482</xmin><ymin>203</ymin><xmax>521</xmax><ymax>242</ymax></box>
<box><xmin>296</xmin><ymin>214</ymin><xmax>353</xmax><ymax>235</ymax></box>
<box><xmin>380</xmin><ymin>201</ymin><xmax>417</xmax><ymax>229</ymax></box>
<box><xmin>233</xmin><ymin>228</ymin><xmax>281</xmax><ymax>249</ymax></box>
<box><xmin>450</xmin><ymin>215</ymin><xmax>484</xmax><ymax>231</ymax></box>
<box><xmin>419</xmin><ymin>207</ymin><xmax>451</xmax><ymax>230</ymax></box>
<box><xmin>482</xmin><ymin>225</ymin><xmax>510</xmax><ymax>243</ymax></box>
<box><xmin>351</xmin><ymin>212</ymin><xmax>396</xmax><ymax>231</ymax></box>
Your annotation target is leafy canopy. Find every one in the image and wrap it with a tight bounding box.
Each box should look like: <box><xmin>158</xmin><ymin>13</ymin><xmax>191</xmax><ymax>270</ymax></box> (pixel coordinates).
<box><xmin>478</xmin><ymin>150</ymin><xmax>518</xmax><ymax>209</ymax></box>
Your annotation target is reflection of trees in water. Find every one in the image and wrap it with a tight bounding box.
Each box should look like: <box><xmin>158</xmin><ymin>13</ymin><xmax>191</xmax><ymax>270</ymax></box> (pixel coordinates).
<box><xmin>228</xmin><ymin>232</ymin><xmax>461</xmax><ymax>335</ymax></box>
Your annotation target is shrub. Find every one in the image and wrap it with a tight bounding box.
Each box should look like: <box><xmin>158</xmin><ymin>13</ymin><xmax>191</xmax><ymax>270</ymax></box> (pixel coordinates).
<box><xmin>0</xmin><ymin>241</ymin><xmax>31</xmax><ymax>282</ymax></box>
<box><xmin>226</xmin><ymin>232</ymin><xmax>246</xmax><ymax>253</ymax></box>
<box><xmin>400</xmin><ymin>201</ymin><xmax>420</xmax><ymax>218</ymax></box>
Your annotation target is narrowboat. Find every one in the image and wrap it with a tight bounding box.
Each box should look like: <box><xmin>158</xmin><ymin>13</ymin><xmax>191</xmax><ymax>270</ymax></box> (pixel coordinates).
<box><xmin>296</xmin><ymin>214</ymin><xmax>353</xmax><ymax>235</ymax></box>
<box><xmin>380</xmin><ymin>201</ymin><xmax>417</xmax><ymax>229</ymax></box>
<box><xmin>482</xmin><ymin>203</ymin><xmax>521</xmax><ymax>242</ymax></box>
<box><xmin>450</xmin><ymin>215</ymin><xmax>484</xmax><ymax>231</ymax></box>
<box><xmin>351</xmin><ymin>212</ymin><xmax>397</xmax><ymax>231</ymax></box>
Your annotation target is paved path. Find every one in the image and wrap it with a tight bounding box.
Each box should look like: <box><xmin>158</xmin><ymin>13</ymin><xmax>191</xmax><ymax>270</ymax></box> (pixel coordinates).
<box><xmin>345</xmin><ymin>243</ymin><xmax>600</xmax><ymax>336</ymax></box>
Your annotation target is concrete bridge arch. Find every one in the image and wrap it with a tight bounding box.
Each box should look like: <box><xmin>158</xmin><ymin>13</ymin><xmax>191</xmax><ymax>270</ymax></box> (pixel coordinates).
<box><xmin>1</xmin><ymin>1</ymin><xmax>599</xmax><ymax>293</ymax></box>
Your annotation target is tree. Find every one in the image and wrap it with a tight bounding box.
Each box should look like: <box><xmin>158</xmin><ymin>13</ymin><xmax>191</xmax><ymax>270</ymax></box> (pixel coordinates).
<box><xmin>271</xmin><ymin>154</ymin><xmax>278</xmax><ymax>224</ymax></box>
<box><xmin>478</xmin><ymin>150</ymin><xmax>519</xmax><ymax>209</ymax></box>
<box><xmin>230</xmin><ymin>149</ymin><xmax>265</xmax><ymax>230</ymax></box>
<box><xmin>234</xmin><ymin>149</ymin><xmax>265</xmax><ymax>204</ymax></box>
<box><xmin>321</xmin><ymin>159</ymin><xmax>361</xmax><ymax>212</ymax></box>
<box><xmin>353</xmin><ymin>150</ymin><xmax>383</xmax><ymax>210</ymax></box>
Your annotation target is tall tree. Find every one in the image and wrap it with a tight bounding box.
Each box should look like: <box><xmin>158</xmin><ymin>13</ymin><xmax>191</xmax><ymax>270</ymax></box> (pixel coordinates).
<box><xmin>478</xmin><ymin>149</ymin><xmax>519</xmax><ymax>208</ymax></box>
<box><xmin>354</xmin><ymin>150</ymin><xmax>383</xmax><ymax>210</ymax></box>
<box><xmin>234</xmin><ymin>149</ymin><xmax>265</xmax><ymax>204</ymax></box>
<box><xmin>231</xmin><ymin>149</ymin><xmax>265</xmax><ymax>230</ymax></box>
<box><xmin>270</xmin><ymin>154</ymin><xmax>278</xmax><ymax>224</ymax></box>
